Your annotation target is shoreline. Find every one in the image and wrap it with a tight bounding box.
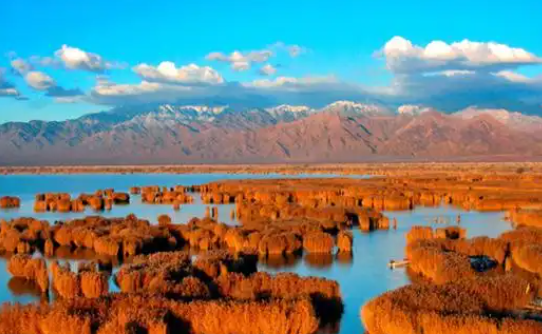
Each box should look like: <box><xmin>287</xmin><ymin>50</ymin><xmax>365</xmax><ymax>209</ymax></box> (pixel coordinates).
<box><xmin>2</xmin><ymin>161</ymin><xmax>542</xmax><ymax>176</ymax></box>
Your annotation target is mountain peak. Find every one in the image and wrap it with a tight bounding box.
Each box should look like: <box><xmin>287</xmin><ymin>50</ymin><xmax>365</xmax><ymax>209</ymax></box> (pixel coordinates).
<box><xmin>323</xmin><ymin>100</ymin><xmax>391</xmax><ymax>116</ymax></box>
<box><xmin>454</xmin><ymin>106</ymin><xmax>542</xmax><ymax>132</ymax></box>
<box><xmin>397</xmin><ymin>105</ymin><xmax>433</xmax><ymax>116</ymax></box>
<box><xmin>265</xmin><ymin>104</ymin><xmax>314</xmax><ymax>114</ymax></box>
<box><xmin>160</xmin><ymin>104</ymin><xmax>228</xmax><ymax>114</ymax></box>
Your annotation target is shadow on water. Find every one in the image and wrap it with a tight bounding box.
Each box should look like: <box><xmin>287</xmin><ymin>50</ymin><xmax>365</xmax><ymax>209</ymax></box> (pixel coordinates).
<box><xmin>259</xmin><ymin>253</ymin><xmax>301</xmax><ymax>269</ymax></box>
<box><xmin>335</xmin><ymin>252</ymin><xmax>353</xmax><ymax>266</ymax></box>
<box><xmin>304</xmin><ymin>253</ymin><xmax>334</xmax><ymax>269</ymax></box>
<box><xmin>8</xmin><ymin>277</ymin><xmax>42</xmax><ymax>297</ymax></box>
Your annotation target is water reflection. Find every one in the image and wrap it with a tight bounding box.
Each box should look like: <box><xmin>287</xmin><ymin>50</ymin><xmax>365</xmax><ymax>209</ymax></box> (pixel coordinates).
<box><xmin>0</xmin><ymin>173</ymin><xmax>360</xmax><ymax>225</ymax></box>
<box><xmin>305</xmin><ymin>253</ymin><xmax>334</xmax><ymax>268</ymax></box>
<box><xmin>8</xmin><ymin>277</ymin><xmax>42</xmax><ymax>297</ymax></box>
<box><xmin>335</xmin><ymin>252</ymin><xmax>353</xmax><ymax>266</ymax></box>
<box><xmin>259</xmin><ymin>253</ymin><xmax>301</xmax><ymax>269</ymax></box>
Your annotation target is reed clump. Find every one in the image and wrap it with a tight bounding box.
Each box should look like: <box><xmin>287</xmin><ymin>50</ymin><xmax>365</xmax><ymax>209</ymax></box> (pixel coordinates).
<box><xmin>7</xmin><ymin>255</ymin><xmax>49</xmax><ymax>292</ymax></box>
<box><xmin>303</xmin><ymin>232</ymin><xmax>335</xmax><ymax>254</ymax></box>
<box><xmin>336</xmin><ymin>231</ymin><xmax>353</xmax><ymax>253</ymax></box>
<box><xmin>0</xmin><ymin>217</ymin><xmax>50</xmax><ymax>254</ymax></box>
<box><xmin>508</xmin><ymin>209</ymin><xmax>542</xmax><ymax>229</ymax></box>
<box><xmin>0</xmin><ymin>215</ymin><xmax>176</xmax><ymax>258</ymax></box>
<box><xmin>0</xmin><ymin>293</ymin><xmax>319</xmax><ymax>334</ymax></box>
<box><xmin>115</xmin><ymin>251</ymin><xmax>192</xmax><ymax>293</ymax></box>
<box><xmin>363</xmin><ymin>222</ymin><xmax>542</xmax><ymax>334</ymax></box>
<box><xmin>0</xmin><ymin>196</ymin><xmax>20</xmax><ymax>209</ymax></box>
<box><xmin>141</xmin><ymin>186</ymin><xmax>193</xmax><ymax>205</ymax></box>
<box><xmin>361</xmin><ymin>275</ymin><xmax>539</xmax><ymax>334</ymax></box>
<box><xmin>34</xmin><ymin>191</ymin><xmax>130</xmax><ymax>213</ymax></box>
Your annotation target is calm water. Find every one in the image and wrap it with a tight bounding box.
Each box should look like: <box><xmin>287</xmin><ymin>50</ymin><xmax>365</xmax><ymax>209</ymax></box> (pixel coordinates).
<box><xmin>0</xmin><ymin>174</ymin><xmax>512</xmax><ymax>333</ymax></box>
<box><xmin>0</xmin><ymin>173</ymin><xmax>364</xmax><ymax>225</ymax></box>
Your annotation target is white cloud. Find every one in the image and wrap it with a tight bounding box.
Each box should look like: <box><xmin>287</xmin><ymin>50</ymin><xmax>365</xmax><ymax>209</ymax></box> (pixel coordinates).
<box><xmin>493</xmin><ymin>70</ymin><xmax>534</xmax><ymax>83</ymax></box>
<box><xmin>259</xmin><ymin>64</ymin><xmax>277</xmax><ymax>76</ymax></box>
<box><xmin>54</xmin><ymin>45</ymin><xmax>118</xmax><ymax>72</ymax></box>
<box><xmin>10</xmin><ymin>58</ymin><xmax>33</xmax><ymax>75</ymax></box>
<box><xmin>434</xmin><ymin>70</ymin><xmax>476</xmax><ymax>77</ymax></box>
<box><xmin>89</xmin><ymin>73</ymin><xmax>365</xmax><ymax>107</ymax></box>
<box><xmin>25</xmin><ymin>71</ymin><xmax>56</xmax><ymax>90</ymax></box>
<box><xmin>375</xmin><ymin>36</ymin><xmax>542</xmax><ymax>111</ymax></box>
<box><xmin>0</xmin><ymin>87</ymin><xmax>19</xmax><ymax>97</ymax></box>
<box><xmin>383</xmin><ymin>36</ymin><xmax>542</xmax><ymax>74</ymax></box>
<box><xmin>397</xmin><ymin>105</ymin><xmax>432</xmax><ymax>115</ymax></box>
<box><xmin>21</xmin><ymin>70</ymin><xmax>83</xmax><ymax>98</ymax></box>
<box><xmin>54</xmin><ymin>96</ymin><xmax>83</xmax><ymax>104</ymax></box>
<box><xmin>231</xmin><ymin>61</ymin><xmax>250</xmax><ymax>72</ymax></box>
<box><xmin>244</xmin><ymin>76</ymin><xmax>338</xmax><ymax>89</ymax></box>
<box><xmin>93</xmin><ymin>80</ymin><xmax>168</xmax><ymax>97</ymax></box>
<box><xmin>206</xmin><ymin>49</ymin><xmax>273</xmax><ymax>71</ymax></box>
<box><xmin>133</xmin><ymin>62</ymin><xmax>224</xmax><ymax>85</ymax></box>
<box><xmin>91</xmin><ymin>78</ymin><xmax>195</xmax><ymax>104</ymax></box>
<box><xmin>8</xmin><ymin>36</ymin><xmax>536</xmax><ymax>111</ymax></box>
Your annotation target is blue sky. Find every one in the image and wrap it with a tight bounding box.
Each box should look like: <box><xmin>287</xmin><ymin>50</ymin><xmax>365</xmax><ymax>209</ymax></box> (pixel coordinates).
<box><xmin>1</xmin><ymin>0</ymin><xmax>542</xmax><ymax>122</ymax></box>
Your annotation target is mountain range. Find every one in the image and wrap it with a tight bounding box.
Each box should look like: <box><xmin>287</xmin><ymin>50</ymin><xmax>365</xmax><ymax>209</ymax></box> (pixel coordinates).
<box><xmin>2</xmin><ymin>101</ymin><xmax>542</xmax><ymax>165</ymax></box>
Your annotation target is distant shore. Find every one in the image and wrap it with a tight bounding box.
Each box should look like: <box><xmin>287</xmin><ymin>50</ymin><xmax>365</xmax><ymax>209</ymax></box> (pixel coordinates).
<box><xmin>2</xmin><ymin>161</ymin><xmax>542</xmax><ymax>176</ymax></box>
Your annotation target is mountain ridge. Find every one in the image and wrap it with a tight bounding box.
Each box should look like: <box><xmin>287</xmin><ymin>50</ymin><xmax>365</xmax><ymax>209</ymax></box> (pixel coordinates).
<box><xmin>1</xmin><ymin>101</ymin><xmax>542</xmax><ymax>165</ymax></box>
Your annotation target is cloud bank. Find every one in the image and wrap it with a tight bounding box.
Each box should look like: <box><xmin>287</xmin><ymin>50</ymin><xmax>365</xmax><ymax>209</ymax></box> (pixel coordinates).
<box><xmin>55</xmin><ymin>45</ymin><xmax>119</xmax><ymax>72</ymax></box>
<box><xmin>133</xmin><ymin>62</ymin><xmax>224</xmax><ymax>85</ymax></box>
<box><xmin>383</xmin><ymin>36</ymin><xmax>542</xmax><ymax>74</ymax></box>
<box><xmin>2</xmin><ymin>38</ymin><xmax>542</xmax><ymax>113</ymax></box>
<box><xmin>206</xmin><ymin>50</ymin><xmax>273</xmax><ymax>71</ymax></box>
<box><xmin>25</xmin><ymin>71</ymin><xmax>55</xmax><ymax>90</ymax></box>
<box><xmin>377</xmin><ymin>36</ymin><xmax>542</xmax><ymax>111</ymax></box>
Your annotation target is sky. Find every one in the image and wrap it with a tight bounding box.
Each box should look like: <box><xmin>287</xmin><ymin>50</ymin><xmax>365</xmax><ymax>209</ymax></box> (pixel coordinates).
<box><xmin>1</xmin><ymin>0</ymin><xmax>542</xmax><ymax>123</ymax></box>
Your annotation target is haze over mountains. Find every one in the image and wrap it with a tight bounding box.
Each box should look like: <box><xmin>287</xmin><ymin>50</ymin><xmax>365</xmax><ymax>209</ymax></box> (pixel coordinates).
<box><xmin>1</xmin><ymin>101</ymin><xmax>542</xmax><ymax>165</ymax></box>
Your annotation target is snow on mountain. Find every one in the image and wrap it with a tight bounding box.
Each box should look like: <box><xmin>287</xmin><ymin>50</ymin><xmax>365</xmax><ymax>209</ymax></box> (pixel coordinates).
<box><xmin>167</xmin><ymin>105</ymin><xmax>228</xmax><ymax>114</ymax></box>
<box><xmin>118</xmin><ymin>105</ymin><xmax>225</xmax><ymax>129</ymax></box>
<box><xmin>265</xmin><ymin>104</ymin><xmax>314</xmax><ymax>114</ymax></box>
<box><xmin>77</xmin><ymin>102</ymin><xmax>542</xmax><ymax>133</ymax></box>
<box><xmin>114</xmin><ymin>101</ymin><xmax>397</xmax><ymax>129</ymax></box>
<box><xmin>265</xmin><ymin>104</ymin><xmax>315</xmax><ymax>120</ymax></box>
<box><xmin>454</xmin><ymin>107</ymin><xmax>542</xmax><ymax>132</ymax></box>
<box><xmin>397</xmin><ymin>105</ymin><xmax>432</xmax><ymax>116</ymax></box>
<box><xmin>323</xmin><ymin>101</ymin><xmax>391</xmax><ymax>116</ymax></box>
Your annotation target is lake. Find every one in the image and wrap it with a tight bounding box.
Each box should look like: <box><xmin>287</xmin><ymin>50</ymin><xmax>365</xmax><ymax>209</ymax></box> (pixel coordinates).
<box><xmin>0</xmin><ymin>174</ymin><xmax>512</xmax><ymax>334</ymax></box>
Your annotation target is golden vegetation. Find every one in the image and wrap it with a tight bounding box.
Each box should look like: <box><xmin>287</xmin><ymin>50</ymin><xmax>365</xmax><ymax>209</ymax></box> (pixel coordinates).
<box><xmin>7</xmin><ymin>255</ymin><xmax>48</xmax><ymax>293</ymax></box>
<box><xmin>0</xmin><ymin>294</ymin><xmax>319</xmax><ymax>334</ymax></box>
<box><xmin>3</xmin><ymin>163</ymin><xmax>542</xmax><ymax>333</ymax></box>
<box><xmin>0</xmin><ymin>196</ymin><xmax>20</xmax><ymax>209</ymax></box>
<box><xmin>34</xmin><ymin>190</ymin><xmax>130</xmax><ymax>212</ymax></box>
<box><xmin>140</xmin><ymin>185</ymin><xmax>193</xmax><ymax>205</ymax></box>
<box><xmin>363</xmin><ymin>222</ymin><xmax>542</xmax><ymax>334</ymax></box>
<box><xmin>362</xmin><ymin>276</ymin><xmax>541</xmax><ymax>334</ymax></box>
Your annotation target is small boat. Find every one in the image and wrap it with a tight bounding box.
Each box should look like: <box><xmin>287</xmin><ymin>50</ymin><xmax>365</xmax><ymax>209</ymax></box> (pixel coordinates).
<box><xmin>388</xmin><ymin>259</ymin><xmax>409</xmax><ymax>269</ymax></box>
